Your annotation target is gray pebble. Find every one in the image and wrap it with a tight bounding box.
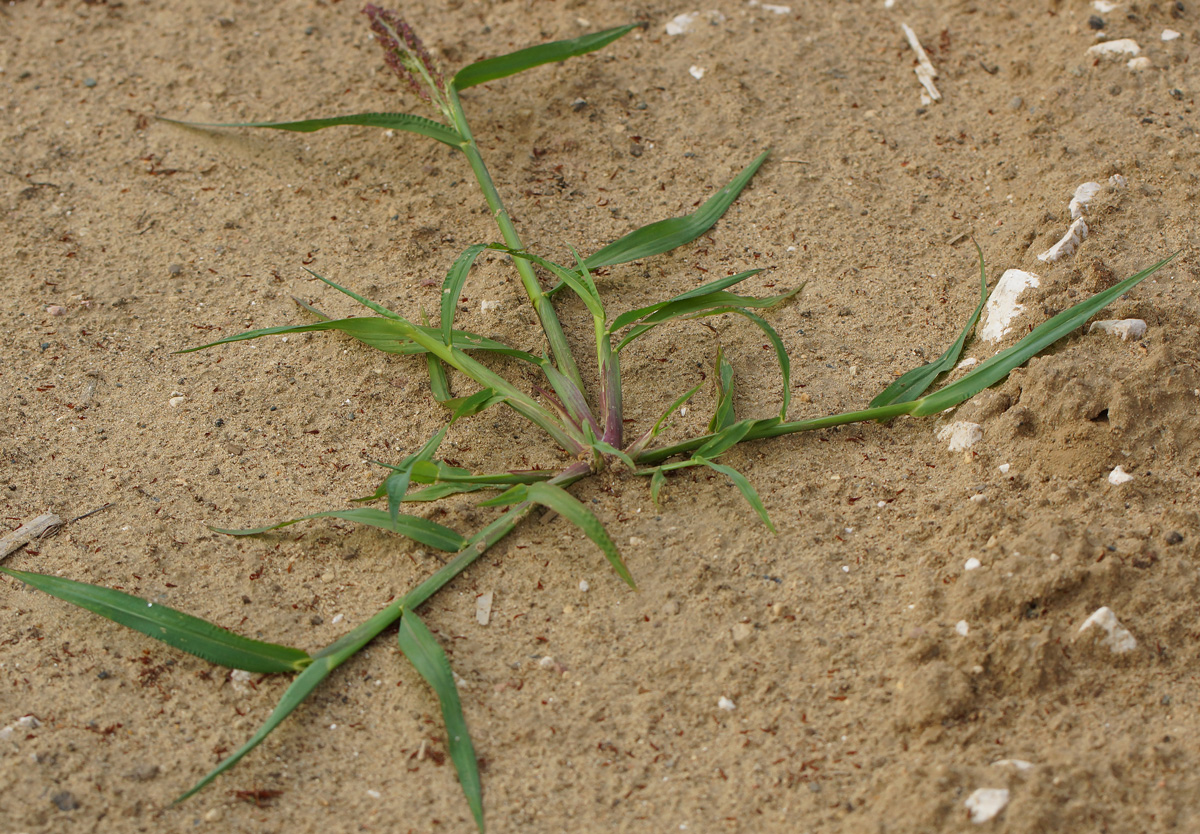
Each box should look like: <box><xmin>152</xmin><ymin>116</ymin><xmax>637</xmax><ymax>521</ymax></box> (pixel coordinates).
<box><xmin>1008</xmin><ymin>96</ymin><xmax>1023</xmax><ymax>110</ymax></box>
<box><xmin>84</xmin><ymin>78</ymin><xmax>97</xmax><ymax>88</ymax></box>
<box><xmin>570</xmin><ymin>98</ymin><xmax>587</xmax><ymax>111</ymax></box>
<box><xmin>168</xmin><ymin>263</ymin><xmax>183</xmax><ymax>276</ymax></box>
<box><xmin>52</xmin><ymin>791</ymin><xmax>79</xmax><ymax>811</ymax></box>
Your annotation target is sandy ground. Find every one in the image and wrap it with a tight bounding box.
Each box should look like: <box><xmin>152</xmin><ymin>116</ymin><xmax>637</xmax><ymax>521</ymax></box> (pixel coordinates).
<box><xmin>2</xmin><ymin>0</ymin><xmax>1199</xmax><ymax>831</ymax></box>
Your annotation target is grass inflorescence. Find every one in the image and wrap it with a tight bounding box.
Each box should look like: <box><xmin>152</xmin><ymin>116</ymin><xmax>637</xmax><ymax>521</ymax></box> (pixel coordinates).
<box><xmin>1</xmin><ymin>8</ymin><xmax>1175</xmax><ymax>830</ymax></box>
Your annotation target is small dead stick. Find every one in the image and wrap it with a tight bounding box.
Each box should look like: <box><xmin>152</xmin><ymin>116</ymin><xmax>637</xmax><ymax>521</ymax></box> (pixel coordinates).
<box><xmin>1</xmin><ymin>514</ymin><xmax>64</xmax><ymax>561</ymax></box>
<box><xmin>1</xmin><ymin>503</ymin><xmax>113</xmax><ymax>561</ymax></box>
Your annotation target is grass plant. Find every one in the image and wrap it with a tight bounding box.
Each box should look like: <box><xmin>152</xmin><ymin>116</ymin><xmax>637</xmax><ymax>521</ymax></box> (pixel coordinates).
<box><xmin>1</xmin><ymin>8</ymin><xmax>1174</xmax><ymax>830</ymax></box>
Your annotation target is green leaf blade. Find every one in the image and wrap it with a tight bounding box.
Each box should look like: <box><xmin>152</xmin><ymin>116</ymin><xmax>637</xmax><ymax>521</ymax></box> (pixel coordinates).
<box><xmin>695</xmin><ymin>458</ymin><xmax>775</xmax><ymax>532</ymax></box>
<box><xmin>912</xmin><ymin>253</ymin><xmax>1176</xmax><ymax>416</ymax></box>
<box><xmin>452</xmin><ymin>25</ymin><xmax>638</xmax><ymax>90</ymax></box>
<box><xmin>525</xmin><ymin>483</ymin><xmax>634</xmax><ymax>588</ymax></box>
<box><xmin>161</xmin><ymin>112</ymin><xmax>464</xmax><ymax>149</ymax></box>
<box><xmin>441</xmin><ymin>244</ymin><xmax>492</xmax><ymax>346</ymax></box>
<box><xmin>398</xmin><ymin>611</ymin><xmax>485</xmax><ymax>832</ymax></box>
<box><xmin>212</xmin><ymin>508</ymin><xmax>466</xmax><ymax>553</ymax></box>
<box><xmin>870</xmin><ymin>242</ymin><xmax>989</xmax><ymax>408</ymax></box>
<box><xmin>583</xmin><ymin>151</ymin><xmax>769</xmax><ymax>270</ymax></box>
<box><xmin>1</xmin><ymin>567</ymin><xmax>310</xmax><ymax>673</ymax></box>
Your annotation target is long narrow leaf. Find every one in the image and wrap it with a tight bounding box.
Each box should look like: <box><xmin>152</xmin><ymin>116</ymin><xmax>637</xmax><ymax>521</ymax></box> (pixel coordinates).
<box><xmin>609</xmin><ymin>269</ymin><xmax>763</xmax><ymax>332</ymax></box>
<box><xmin>911</xmin><ymin>253</ymin><xmax>1176</xmax><ymax>416</ymax></box>
<box><xmin>442</xmin><ymin>244</ymin><xmax>492</xmax><ymax>345</ymax></box>
<box><xmin>304</xmin><ymin>269</ymin><xmax>403</xmax><ymax>320</ymax></box>
<box><xmin>583</xmin><ymin>150</ymin><xmax>770</xmax><ymax>269</ymax></box>
<box><xmin>1</xmin><ymin>568</ymin><xmax>310</xmax><ymax>673</ymax></box>
<box><xmin>694</xmin><ymin>418</ymin><xmax>755</xmax><ymax>459</ymax></box>
<box><xmin>398</xmin><ymin>611</ymin><xmax>484</xmax><ymax>832</ymax></box>
<box><xmin>694</xmin><ymin>307</ymin><xmax>793</xmax><ymax>420</ymax></box>
<box><xmin>616</xmin><ymin>287</ymin><xmax>799</xmax><ymax>350</ymax></box>
<box><xmin>480</xmin><ymin>483</ymin><xmax>634</xmax><ymax>588</ymax></box>
<box><xmin>626</xmin><ymin>383</ymin><xmax>704</xmax><ymax>458</ymax></box>
<box><xmin>709</xmin><ymin>347</ymin><xmax>736</xmax><ymax>432</ymax></box>
<box><xmin>161</xmin><ymin>112</ymin><xmax>464</xmax><ymax>149</ymax></box>
<box><xmin>870</xmin><ymin>243</ymin><xmax>989</xmax><ymax>407</ymax></box>
<box><xmin>211</xmin><ymin>508</ymin><xmax>466</xmax><ymax>553</ymax></box>
<box><xmin>694</xmin><ymin>458</ymin><xmax>775</xmax><ymax>532</ymax></box>
<box><xmin>452</xmin><ymin>25</ymin><xmax>638</xmax><ymax>90</ymax></box>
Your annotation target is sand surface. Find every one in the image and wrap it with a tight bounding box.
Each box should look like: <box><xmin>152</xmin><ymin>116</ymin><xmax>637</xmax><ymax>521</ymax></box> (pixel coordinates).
<box><xmin>2</xmin><ymin>0</ymin><xmax>1199</xmax><ymax>831</ymax></box>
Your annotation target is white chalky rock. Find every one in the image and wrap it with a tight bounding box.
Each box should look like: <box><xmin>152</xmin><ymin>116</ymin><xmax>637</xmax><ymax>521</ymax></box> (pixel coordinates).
<box><xmin>1079</xmin><ymin>606</ymin><xmax>1137</xmax><ymax>653</ymax></box>
<box><xmin>1088</xmin><ymin>319</ymin><xmax>1146</xmax><ymax>341</ymax></box>
<box><xmin>476</xmin><ymin>591</ymin><xmax>493</xmax><ymax>626</ymax></box>
<box><xmin>718</xmin><ymin>696</ymin><xmax>736</xmax><ymax>711</ymax></box>
<box><xmin>1069</xmin><ymin>181</ymin><xmax>1104</xmax><ymax>219</ymax></box>
<box><xmin>1162</xmin><ymin>29</ymin><xmax>1181</xmax><ymax>41</ymax></box>
<box><xmin>230</xmin><ymin>669</ymin><xmax>253</xmax><ymax>693</ymax></box>
<box><xmin>1108</xmin><ymin>465</ymin><xmax>1134</xmax><ymax>485</ymax></box>
<box><xmin>689</xmin><ymin>65</ymin><xmax>706</xmax><ymax>80</ymax></box>
<box><xmin>937</xmin><ymin>421</ymin><xmax>983</xmax><ymax>452</ymax></box>
<box><xmin>964</xmin><ymin>557</ymin><xmax>982</xmax><ymax>571</ymax></box>
<box><xmin>168</xmin><ymin>396</ymin><xmax>186</xmax><ymax>408</ymax></box>
<box><xmin>665</xmin><ymin>12</ymin><xmax>698</xmax><ymax>35</ymax></box>
<box><xmin>480</xmin><ymin>299</ymin><xmax>500</xmax><ymax>313</ymax></box>
<box><xmin>1127</xmin><ymin>56</ymin><xmax>1153</xmax><ymax>71</ymax></box>
<box><xmin>955</xmin><ymin>620</ymin><xmax>969</xmax><ymax>636</ymax></box>
<box><xmin>965</xmin><ymin>788</ymin><xmax>1010</xmax><ymax>823</ymax></box>
<box><xmin>979</xmin><ymin>269</ymin><xmax>1039</xmax><ymax>341</ymax></box>
<box><xmin>1093</xmin><ymin>0</ymin><xmax>1117</xmax><ymax>10</ymax></box>
<box><xmin>1088</xmin><ymin>39</ymin><xmax>1141</xmax><ymax>59</ymax></box>
<box><xmin>992</xmin><ymin>758</ymin><xmax>1034</xmax><ymax>770</ymax></box>
<box><xmin>1037</xmin><ymin>217</ymin><xmax>1088</xmax><ymax>262</ymax></box>
<box><xmin>1108</xmin><ymin>173</ymin><xmax>1127</xmax><ymax>188</ymax></box>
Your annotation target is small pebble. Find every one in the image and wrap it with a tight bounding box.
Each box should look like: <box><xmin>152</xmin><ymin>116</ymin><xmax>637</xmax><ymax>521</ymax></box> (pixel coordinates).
<box><xmin>998</xmin><ymin>463</ymin><xmax>1011</xmax><ymax>474</ymax></box>
<box><xmin>937</xmin><ymin>421</ymin><xmax>983</xmax><ymax>452</ymax></box>
<box><xmin>1164</xmin><ymin>531</ymin><xmax>1183</xmax><ymax>546</ymax></box>
<box><xmin>578</xmin><ymin>580</ymin><xmax>589</xmax><ymax>592</ymax></box>
<box><xmin>689</xmin><ymin>65</ymin><xmax>705</xmax><ymax>80</ymax></box>
<box><xmin>955</xmin><ymin>620</ymin><xmax>969</xmax><ymax>636</ymax></box>
<box><xmin>1078</xmin><ymin>606</ymin><xmax>1137</xmax><ymax>653</ymax></box>
<box><xmin>84</xmin><ymin>77</ymin><xmax>97</xmax><ymax>87</ymax></box>
<box><xmin>662</xmin><ymin>600</ymin><xmax>680</xmax><ymax>616</ymax></box>
<box><xmin>1088</xmin><ymin>15</ymin><xmax>1106</xmax><ymax>29</ymax></box>
<box><xmin>1127</xmin><ymin>56</ymin><xmax>1153</xmax><ymax>72</ymax></box>
<box><xmin>331</xmin><ymin>613</ymin><xmax>344</xmax><ymax>624</ymax></box>
<box><xmin>1007</xmin><ymin>95</ymin><xmax>1024</xmax><ymax>110</ymax></box>
<box><xmin>1089</xmin><ymin>319</ymin><xmax>1147</xmax><ymax>341</ymax></box>
<box><xmin>476</xmin><ymin>591</ymin><xmax>493</xmax><ymax>626</ymax></box>
<box><xmin>366</xmin><ymin>789</ymin><xmax>381</xmax><ymax>799</ymax></box>
<box><xmin>1087</xmin><ymin>39</ymin><xmax>1141</xmax><ymax>59</ymax></box>
<box><xmin>168</xmin><ymin>263</ymin><xmax>183</xmax><ymax>276</ymax></box>
<box><xmin>1108</xmin><ymin>465</ymin><xmax>1134</xmax><ymax>486</ymax></box>
<box><xmin>964</xmin><ymin>558</ymin><xmax>982</xmax><ymax>571</ymax></box>
<box><xmin>204</xmin><ymin>807</ymin><xmax>224</xmax><ymax>822</ymax></box>
<box><xmin>1162</xmin><ymin>29</ymin><xmax>1181</xmax><ymax>41</ymax></box>
<box><xmin>964</xmin><ymin>788</ymin><xmax>1009</xmax><ymax>823</ymax></box>
<box><xmin>52</xmin><ymin>791</ymin><xmax>80</xmax><ymax>812</ymax></box>
<box><xmin>168</xmin><ymin>396</ymin><xmax>185</xmax><ymax>408</ymax></box>
<box><xmin>718</xmin><ymin>696</ymin><xmax>736</xmax><ymax>711</ymax></box>
<box><xmin>992</xmin><ymin>759</ymin><xmax>1034</xmax><ymax>770</ymax></box>
<box><xmin>46</xmin><ymin>305</ymin><xmax>66</xmax><ymax>316</ymax></box>
<box><xmin>570</xmin><ymin>98</ymin><xmax>587</xmax><ymax>111</ymax></box>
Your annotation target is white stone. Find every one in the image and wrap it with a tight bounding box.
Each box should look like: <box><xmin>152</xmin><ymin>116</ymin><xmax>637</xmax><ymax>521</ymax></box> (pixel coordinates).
<box><xmin>955</xmin><ymin>620</ymin><xmax>969</xmax><ymax>636</ymax></box>
<box><xmin>936</xmin><ymin>421</ymin><xmax>983</xmax><ymax>452</ymax></box>
<box><xmin>998</xmin><ymin>463</ymin><xmax>1010</xmax><ymax>474</ymax></box>
<box><xmin>979</xmin><ymin>269</ymin><xmax>1039</xmax><ymax>341</ymax></box>
<box><xmin>480</xmin><ymin>299</ymin><xmax>500</xmax><ymax>312</ymax></box>
<box><xmin>689</xmin><ymin>65</ymin><xmax>706</xmax><ymax>80</ymax></box>
<box><xmin>1108</xmin><ymin>173</ymin><xmax>1127</xmax><ymax>188</ymax></box>
<box><xmin>965</xmin><ymin>788</ymin><xmax>1010</xmax><ymax>823</ymax></box>
<box><xmin>1087</xmin><ymin>39</ymin><xmax>1141</xmax><ymax>59</ymax></box>
<box><xmin>1037</xmin><ymin>217</ymin><xmax>1088</xmax><ymax>262</ymax></box>
<box><xmin>1108</xmin><ymin>465</ymin><xmax>1134</xmax><ymax>485</ymax></box>
<box><xmin>1127</xmin><ymin>56</ymin><xmax>1153</xmax><ymax>72</ymax></box>
<box><xmin>992</xmin><ymin>758</ymin><xmax>1034</xmax><ymax>770</ymax></box>
<box><xmin>1089</xmin><ymin>319</ymin><xmax>1146</xmax><ymax>341</ymax></box>
<box><xmin>964</xmin><ymin>557</ymin><xmax>982</xmax><ymax>571</ymax></box>
<box><xmin>1093</xmin><ymin>0</ymin><xmax>1117</xmax><ymax>10</ymax></box>
<box><xmin>1079</xmin><ymin>606</ymin><xmax>1137</xmax><ymax>653</ymax></box>
<box><xmin>476</xmin><ymin>591</ymin><xmax>493</xmax><ymax>626</ymax></box>
<box><xmin>718</xmin><ymin>696</ymin><xmax>736</xmax><ymax>711</ymax></box>
<box><xmin>579</xmin><ymin>580</ymin><xmax>589</xmax><ymax>592</ymax></box>
<box><xmin>1162</xmin><ymin>29</ymin><xmax>1181</xmax><ymax>41</ymax></box>
<box><xmin>168</xmin><ymin>396</ymin><xmax>186</xmax><ymax>408</ymax></box>
<box><xmin>665</xmin><ymin>12</ymin><xmax>698</xmax><ymax>35</ymax></box>
<box><xmin>1069</xmin><ymin>181</ymin><xmax>1104</xmax><ymax>219</ymax></box>
<box><xmin>956</xmin><ymin>357</ymin><xmax>978</xmax><ymax>370</ymax></box>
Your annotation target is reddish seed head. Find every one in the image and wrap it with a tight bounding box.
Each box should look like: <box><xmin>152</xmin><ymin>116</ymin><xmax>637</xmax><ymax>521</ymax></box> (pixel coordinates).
<box><xmin>362</xmin><ymin>4</ymin><xmax>445</xmax><ymax>101</ymax></box>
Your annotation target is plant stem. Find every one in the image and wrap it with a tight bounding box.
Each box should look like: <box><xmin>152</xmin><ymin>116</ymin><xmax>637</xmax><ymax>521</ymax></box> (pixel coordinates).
<box><xmin>447</xmin><ymin>87</ymin><xmax>584</xmax><ymax>395</ymax></box>
<box><xmin>635</xmin><ymin>402</ymin><xmax>916</xmax><ymax>465</ymax></box>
